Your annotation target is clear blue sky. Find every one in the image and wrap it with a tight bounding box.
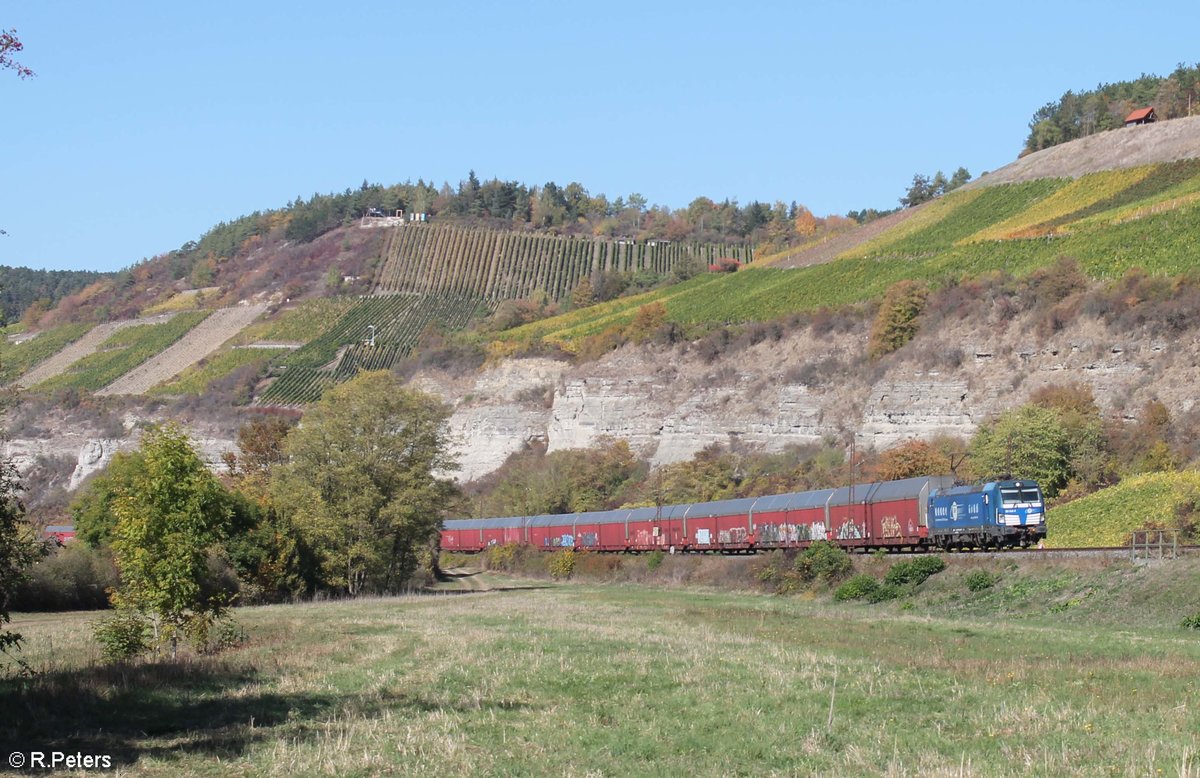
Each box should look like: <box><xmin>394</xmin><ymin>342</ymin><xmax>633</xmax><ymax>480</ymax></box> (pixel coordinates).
<box><xmin>2</xmin><ymin>0</ymin><xmax>1196</xmax><ymax>272</ymax></box>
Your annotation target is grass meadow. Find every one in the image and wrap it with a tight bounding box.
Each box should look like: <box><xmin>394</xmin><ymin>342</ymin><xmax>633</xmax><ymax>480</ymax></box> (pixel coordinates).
<box><xmin>3</xmin><ymin>564</ymin><xmax>1199</xmax><ymax>777</ymax></box>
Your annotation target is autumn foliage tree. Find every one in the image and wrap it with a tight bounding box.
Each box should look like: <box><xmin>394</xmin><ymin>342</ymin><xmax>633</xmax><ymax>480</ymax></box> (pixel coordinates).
<box><xmin>868</xmin><ymin>280</ymin><xmax>928</xmax><ymax>359</ymax></box>
<box><xmin>221</xmin><ymin>416</ymin><xmax>314</xmax><ymax>602</ymax></box>
<box><xmin>872</xmin><ymin>439</ymin><xmax>954</xmax><ymax>482</ymax></box>
<box><xmin>793</xmin><ymin>206</ymin><xmax>819</xmax><ymax>238</ymax></box>
<box><xmin>626</xmin><ymin>302</ymin><xmax>667</xmax><ymax>343</ymax></box>
<box><xmin>480</xmin><ymin>438</ymin><xmax>641</xmax><ymax>518</ymax></box>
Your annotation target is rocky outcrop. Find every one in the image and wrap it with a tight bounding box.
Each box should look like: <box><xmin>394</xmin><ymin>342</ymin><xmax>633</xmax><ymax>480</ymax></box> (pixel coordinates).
<box><xmin>3</xmin><ymin>417</ymin><xmax>237</xmax><ymax>495</ymax></box>
<box><xmin>416</xmin><ymin>310</ymin><xmax>1199</xmax><ymax>482</ymax></box>
<box><xmin>7</xmin><ymin>308</ymin><xmax>1197</xmax><ymax>492</ymax></box>
<box><xmin>410</xmin><ymin>358</ymin><xmax>569</xmax><ymax>482</ymax></box>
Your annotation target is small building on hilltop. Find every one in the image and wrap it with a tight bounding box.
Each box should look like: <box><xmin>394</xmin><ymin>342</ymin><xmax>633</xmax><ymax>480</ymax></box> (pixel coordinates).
<box><xmin>1125</xmin><ymin>107</ymin><xmax>1157</xmax><ymax>127</ymax></box>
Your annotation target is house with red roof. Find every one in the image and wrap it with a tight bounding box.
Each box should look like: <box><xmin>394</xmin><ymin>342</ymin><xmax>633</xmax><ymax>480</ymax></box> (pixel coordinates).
<box><xmin>1124</xmin><ymin>107</ymin><xmax>1157</xmax><ymax>127</ymax></box>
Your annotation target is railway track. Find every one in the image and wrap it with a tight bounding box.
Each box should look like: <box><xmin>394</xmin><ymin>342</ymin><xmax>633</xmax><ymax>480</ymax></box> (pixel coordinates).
<box><xmin>930</xmin><ymin>545</ymin><xmax>1198</xmax><ymax>561</ymax></box>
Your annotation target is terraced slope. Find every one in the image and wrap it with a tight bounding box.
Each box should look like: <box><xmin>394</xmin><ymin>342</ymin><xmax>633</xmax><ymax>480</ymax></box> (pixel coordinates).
<box><xmin>2</xmin><ymin>323</ymin><xmax>92</xmax><ymax>386</ymax></box>
<box><xmin>15</xmin><ymin>319</ymin><xmax>141</xmax><ymax>388</ymax></box>
<box><xmin>98</xmin><ymin>303</ymin><xmax>268</xmax><ymax>396</ymax></box>
<box><xmin>499</xmin><ymin>157</ymin><xmax>1200</xmax><ymax>352</ymax></box>
<box><xmin>257</xmin><ymin>294</ymin><xmax>487</xmax><ymax>405</ymax></box>
<box><xmin>374</xmin><ymin>224</ymin><xmax>751</xmax><ymax>301</ymax></box>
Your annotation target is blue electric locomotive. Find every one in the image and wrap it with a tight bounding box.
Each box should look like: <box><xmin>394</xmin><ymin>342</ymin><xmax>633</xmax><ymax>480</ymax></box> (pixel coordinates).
<box><xmin>927</xmin><ymin>479</ymin><xmax>1046</xmax><ymax>549</ymax></box>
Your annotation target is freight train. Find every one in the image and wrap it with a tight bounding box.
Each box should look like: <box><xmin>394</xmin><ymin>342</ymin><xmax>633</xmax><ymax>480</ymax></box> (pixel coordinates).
<box><xmin>441</xmin><ymin>475</ymin><xmax>1046</xmax><ymax>554</ymax></box>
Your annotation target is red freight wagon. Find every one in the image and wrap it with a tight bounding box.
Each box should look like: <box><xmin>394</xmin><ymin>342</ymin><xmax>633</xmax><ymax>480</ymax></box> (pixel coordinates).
<box><xmin>750</xmin><ymin>489</ymin><xmax>836</xmax><ymax>547</ymax></box>
<box><xmin>43</xmin><ymin>525</ymin><xmax>76</xmax><ymax>544</ymax></box>
<box><xmin>440</xmin><ymin>475</ymin><xmax>956</xmax><ymax>554</ymax></box>
<box><xmin>676</xmin><ymin>497</ymin><xmax>755</xmax><ymax>551</ymax></box>
<box><xmin>860</xmin><ymin>478</ymin><xmax>943</xmax><ymax>549</ymax></box>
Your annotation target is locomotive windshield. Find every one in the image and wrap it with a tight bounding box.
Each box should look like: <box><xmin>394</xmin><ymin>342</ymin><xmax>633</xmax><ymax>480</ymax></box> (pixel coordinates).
<box><xmin>1000</xmin><ymin>487</ymin><xmax>1041</xmax><ymax>506</ymax></box>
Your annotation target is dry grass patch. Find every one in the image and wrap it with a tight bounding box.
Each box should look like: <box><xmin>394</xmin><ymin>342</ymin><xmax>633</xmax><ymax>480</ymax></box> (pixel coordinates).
<box><xmin>4</xmin><ymin>584</ymin><xmax>1200</xmax><ymax>776</ymax></box>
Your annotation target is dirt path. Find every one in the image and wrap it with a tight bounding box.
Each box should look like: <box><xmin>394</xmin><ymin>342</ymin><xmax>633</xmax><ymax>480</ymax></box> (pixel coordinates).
<box><xmin>97</xmin><ymin>303</ymin><xmax>268</xmax><ymax>396</ymax></box>
<box><xmin>772</xmin><ymin>204</ymin><xmax>928</xmax><ymax>269</ymax></box>
<box><xmin>442</xmin><ymin>567</ymin><xmax>488</xmax><ymax>591</ymax></box>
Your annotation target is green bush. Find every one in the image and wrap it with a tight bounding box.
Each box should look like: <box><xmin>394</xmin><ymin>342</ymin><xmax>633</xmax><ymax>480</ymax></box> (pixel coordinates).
<box><xmin>966</xmin><ymin>570</ymin><xmax>1000</xmax><ymax>592</ymax></box>
<box><xmin>93</xmin><ymin>610</ymin><xmax>152</xmax><ymax>662</ymax></box>
<box><xmin>885</xmin><ymin>556</ymin><xmax>946</xmax><ymax>587</ymax></box>
<box><xmin>866</xmin><ymin>582</ymin><xmax>902</xmax><ymax>603</ymax></box>
<box><xmin>1182</xmin><ymin>612</ymin><xmax>1200</xmax><ymax>630</ymax></box>
<box><xmin>646</xmin><ymin>549</ymin><xmax>665</xmax><ymax>571</ymax></box>
<box><xmin>12</xmin><ymin>544</ymin><xmax>119</xmax><ymax>611</ymax></box>
<box><xmin>187</xmin><ymin>616</ymin><xmax>247</xmax><ymax>654</ymax></box>
<box><xmin>835</xmin><ymin>574</ymin><xmax>880</xmax><ymax>601</ymax></box>
<box><xmin>794</xmin><ymin>541</ymin><xmax>853</xmax><ymax>584</ymax></box>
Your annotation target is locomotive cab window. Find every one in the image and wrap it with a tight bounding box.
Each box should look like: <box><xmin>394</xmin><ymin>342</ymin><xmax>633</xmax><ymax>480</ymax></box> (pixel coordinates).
<box><xmin>1000</xmin><ymin>488</ymin><xmax>1041</xmax><ymax>505</ymax></box>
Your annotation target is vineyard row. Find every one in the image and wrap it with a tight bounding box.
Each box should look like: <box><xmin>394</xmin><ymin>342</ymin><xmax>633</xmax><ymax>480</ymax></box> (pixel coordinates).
<box><xmin>372</xmin><ymin>225</ymin><xmax>752</xmax><ymax>301</ymax></box>
<box><xmin>257</xmin><ymin>294</ymin><xmax>486</xmax><ymax>405</ymax></box>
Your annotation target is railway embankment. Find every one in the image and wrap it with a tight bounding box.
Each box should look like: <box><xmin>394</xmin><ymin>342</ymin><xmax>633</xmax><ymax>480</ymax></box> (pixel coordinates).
<box><xmin>442</xmin><ymin>547</ymin><xmax>1200</xmax><ymax>630</ymax></box>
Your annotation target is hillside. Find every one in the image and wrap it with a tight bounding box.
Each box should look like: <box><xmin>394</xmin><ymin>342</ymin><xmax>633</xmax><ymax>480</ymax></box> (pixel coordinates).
<box><xmin>769</xmin><ymin>116</ymin><xmax>1200</xmax><ymax>271</ymax></box>
<box><xmin>1</xmin><ymin>222</ymin><xmax>747</xmax><ymax>407</ymax></box>
<box><xmin>974</xmin><ymin>114</ymin><xmax>1200</xmax><ymax>187</ymax></box>
<box><xmin>1046</xmin><ymin>471</ymin><xmax>1200</xmax><ymax>548</ymax></box>
<box><xmin>5</xmin><ymin>110</ymin><xmax>1200</xmax><ymax>510</ymax></box>
<box><xmin>505</xmin><ymin>156</ymin><xmax>1200</xmax><ymax>355</ymax></box>
<box><xmin>0</xmin><ymin>266</ymin><xmax>110</xmax><ymax>326</ymax></box>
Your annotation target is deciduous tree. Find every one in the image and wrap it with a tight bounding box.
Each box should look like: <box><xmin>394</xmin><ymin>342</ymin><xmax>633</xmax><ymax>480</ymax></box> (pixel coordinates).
<box><xmin>0</xmin><ymin>456</ymin><xmax>41</xmax><ymax>655</ymax></box>
<box><xmin>272</xmin><ymin>372</ymin><xmax>459</xmax><ymax>594</ymax></box>
<box><xmin>969</xmin><ymin>406</ymin><xmax>1072</xmax><ymax>497</ymax></box>
<box><xmin>71</xmin><ymin>450</ymin><xmax>148</xmax><ymax>547</ymax></box>
<box><xmin>868</xmin><ymin>280</ymin><xmax>928</xmax><ymax>359</ymax></box>
<box><xmin>873</xmin><ymin>440</ymin><xmax>953</xmax><ymax>481</ymax></box>
<box><xmin>108</xmin><ymin>424</ymin><xmax>235</xmax><ymax>658</ymax></box>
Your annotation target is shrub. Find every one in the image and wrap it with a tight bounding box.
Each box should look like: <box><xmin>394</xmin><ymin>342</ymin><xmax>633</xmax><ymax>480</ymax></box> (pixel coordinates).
<box><xmin>484</xmin><ymin>543</ymin><xmax>519</xmax><ymax>571</ymax></box>
<box><xmin>547</xmin><ymin>549</ymin><xmax>576</xmax><ymax>580</ymax></box>
<box><xmin>573</xmin><ymin>551</ymin><xmax>623</xmax><ymax>579</ymax></box>
<box><xmin>794</xmin><ymin>541</ymin><xmax>853</xmax><ymax>584</ymax></box>
<box><xmin>93</xmin><ymin>610</ymin><xmax>152</xmax><ymax>662</ymax></box>
<box><xmin>12</xmin><ymin>544</ymin><xmax>118</xmax><ymax>611</ymax></box>
<box><xmin>868</xmin><ymin>279</ymin><xmax>927</xmax><ymax>359</ymax></box>
<box><xmin>755</xmin><ymin>551</ymin><xmax>786</xmax><ymax>586</ymax></box>
<box><xmin>1182</xmin><ymin>612</ymin><xmax>1200</xmax><ymax>630</ymax></box>
<box><xmin>835</xmin><ymin>574</ymin><xmax>880</xmax><ymax>601</ymax></box>
<box><xmin>188</xmin><ymin>616</ymin><xmax>247</xmax><ymax>654</ymax></box>
<box><xmin>965</xmin><ymin>570</ymin><xmax>999</xmax><ymax>592</ymax></box>
<box><xmin>646</xmin><ymin>549</ymin><xmax>665</xmax><ymax>571</ymax></box>
<box><xmin>866</xmin><ymin>583</ymin><xmax>902</xmax><ymax>603</ymax></box>
<box><xmin>884</xmin><ymin>556</ymin><xmax>947</xmax><ymax>587</ymax></box>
